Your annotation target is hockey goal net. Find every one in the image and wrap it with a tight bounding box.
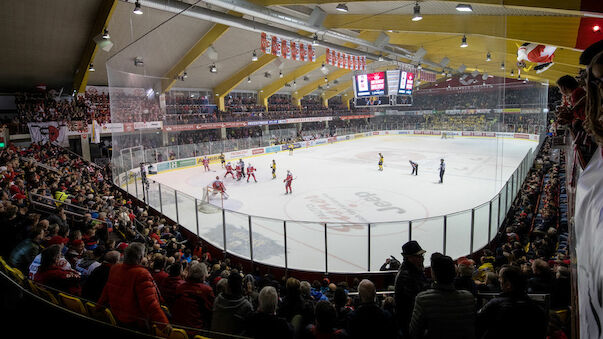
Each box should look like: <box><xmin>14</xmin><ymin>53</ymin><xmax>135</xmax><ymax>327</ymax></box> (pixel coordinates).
<box><xmin>199</xmin><ymin>186</ymin><xmax>225</xmax><ymax>213</ymax></box>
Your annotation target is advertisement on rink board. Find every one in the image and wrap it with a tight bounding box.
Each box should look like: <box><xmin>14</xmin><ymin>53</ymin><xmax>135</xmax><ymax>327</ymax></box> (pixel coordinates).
<box><xmin>265</xmin><ymin>146</ymin><xmax>281</xmax><ymax>153</ymax></box>
<box><xmin>252</xmin><ymin>148</ymin><xmax>265</xmax><ymax>155</ymax></box>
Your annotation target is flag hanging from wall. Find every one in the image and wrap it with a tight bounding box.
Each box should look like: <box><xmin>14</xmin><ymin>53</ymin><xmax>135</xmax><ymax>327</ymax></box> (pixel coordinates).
<box><xmin>325</xmin><ymin>48</ymin><xmax>365</xmax><ymax>71</ymax></box>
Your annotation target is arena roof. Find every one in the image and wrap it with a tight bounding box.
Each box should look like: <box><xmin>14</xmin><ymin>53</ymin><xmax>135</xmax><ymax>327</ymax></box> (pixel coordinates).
<box><xmin>1</xmin><ymin>0</ymin><xmax>602</xmax><ymax>100</ymax></box>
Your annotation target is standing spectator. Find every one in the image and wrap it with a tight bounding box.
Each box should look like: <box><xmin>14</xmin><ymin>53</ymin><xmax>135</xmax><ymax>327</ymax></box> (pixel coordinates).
<box><xmin>159</xmin><ymin>262</ymin><xmax>184</xmax><ymax>308</ymax></box>
<box><xmin>409</xmin><ymin>253</ymin><xmax>475</xmax><ymax>339</ymax></box>
<box><xmin>244</xmin><ymin>286</ymin><xmax>294</xmax><ymax>339</ymax></box>
<box><xmin>151</xmin><ymin>255</ymin><xmax>169</xmax><ymax>287</ymax></box>
<box><xmin>8</xmin><ymin>225</ymin><xmax>44</xmax><ymax>275</ymax></box>
<box><xmin>477</xmin><ymin>265</ymin><xmax>547</xmax><ymax>339</ymax></box>
<box><xmin>171</xmin><ymin>262</ymin><xmax>215</xmax><ymax>331</ymax></box>
<box><xmin>347</xmin><ymin>279</ymin><xmax>396</xmax><ymax>339</ymax></box>
<box><xmin>211</xmin><ymin>270</ymin><xmax>253</xmax><ymax>336</ymax></box>
<box><xmin>97</xmin><ymin>242</ymin><xmax>170</xmax><ymax>332</ymax></box>
<box><xmin>81</xmin><ymin>250</ymin><xmax>120</xmax><ymax>302</ymax></box>
<box><xmin>395</xmin><ymin>240</ymin><xmax>428</xmax><ymax>337</ymax></box>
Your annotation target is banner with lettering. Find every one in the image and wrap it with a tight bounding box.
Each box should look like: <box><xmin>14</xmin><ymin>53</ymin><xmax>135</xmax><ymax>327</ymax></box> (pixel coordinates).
<box><xmin>261</xmin><ymin>33</ymin><xmax>316</xmax><ymax>63</ymax></box>
<box><xmin>325</xmin><ymin>48</ymin><xmax>365</xmax><ymax>70</ymax></box>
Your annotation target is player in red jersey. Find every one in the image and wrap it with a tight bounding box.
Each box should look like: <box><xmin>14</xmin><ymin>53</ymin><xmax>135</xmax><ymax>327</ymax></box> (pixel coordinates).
<box><xmin>235</xmin><ymin>162</ymin><xmax>243</xmax><ymax>181</ymax></box>
<box><xmin>202</xmin><ymin>156</ymin><xmax>210</xmax><ymax>171</ymax></box>
<box><xmin>284</xmin><ymin>170</ymin><xmax>293</xmax><ymax>194</ymax></box>
<box><xmin>224</xmin><ymin>162</ymin><xmax>234</xmax><ymax>178</ymax></box>
<box><xmin>212</xmin><ymin>176</ymin><xmax>225</xmax><ymax>193</ymax></box>
<box><xmin>246</xmin><ymin>163</ymin><xmax>257</xmax><ymax>182</ymax></box>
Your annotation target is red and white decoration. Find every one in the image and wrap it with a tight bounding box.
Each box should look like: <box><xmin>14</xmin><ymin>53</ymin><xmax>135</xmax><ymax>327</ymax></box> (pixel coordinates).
<box><xmin>261</xmin><ymin>32</ymin><xmax>317</xmax><ymax>62</ymax></box>
<box><xmin>419</xmin><ymin>70</ymin><xmax>436</xmax><ymax>83</ymax></box>
<box><xmin>326</xmin><ymin>48</ymin><xmax>366</xmax><ymax>71</ymax></box>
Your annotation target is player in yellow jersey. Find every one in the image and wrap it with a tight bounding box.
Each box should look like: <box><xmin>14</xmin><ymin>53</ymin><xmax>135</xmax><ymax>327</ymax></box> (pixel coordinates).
<box><xmin>288</xmin><ymin>144</ymin><xmax>294</xmax><ymax>156</ymax></box>
<box><xmin>270</xmin><ymin>159</ymin><xmax>277</xmax><ymax>179</ymax></box>
<box><xmin>378</xmin><ymin>153</ymin><xmax>384</xmax><ymax>171</ymax></box>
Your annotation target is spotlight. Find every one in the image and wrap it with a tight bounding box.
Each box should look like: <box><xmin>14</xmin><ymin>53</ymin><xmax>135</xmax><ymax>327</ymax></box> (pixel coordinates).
<box><xmin>510</xmin><ymin>70</ymin><xmax>514</xmax><ymax>76</ymax></box>
<box><xmin>412</xmin><ymin>2</ymin><xmax>422</xmax><ymax>21</ymax></box>
<box><xmin>460</xmin><ymin>35</ymin><xmax>468</xmax><ymax>48</ymax></box>
<box><xmin>501</xmin><ymin>62</ymin><xmax>505</xmax><ymax>70</ymax></box>
<box><xmin>133</xmin><ymin>1</ymin><xmax>143</xmax><ymax>15</ymax></box>
<box><xmin>417</xmin><ymin>63</ymin><xmax>422</xmax><ymax>70</ymax></box>
<box><xmin>324</xmin><ymin>76</ymin><xmax>328</xmax><ymax>82</ymax></box>
<box><xmin>486</xmin><ymin>52</ymin><xmax>491</xmax><ymax>62</ymax></box>
<box><xmin>88</xmin><ymin>64</ymin><xmax>95</xmax><ymax>72</ymax></box>
<box><xmin>441</xmin><ymin>70</ymin><xmax>446</xmax><ymax>76</ymax></box>
<box><xmin>183</xmin><ymin>72</ymin><xmax>188</xmax><ymax>79</ymax></box>
<box><xmin>251</xmin><ymin>51</ymin><xmax>258</xmax><ymax>62</ymax></box>
<box><xmin>335</xmin><ymin>3</ymin><xmax>349</xmax><ymax>12</ymax></box>
<box><xmin>209</xmin><ymin>64</ymin><xmax>217</xmax><ymax>73</ymax></box>
<box><xmin>313</xmin><ymin>34</ymin><xmax>319</xmax><ymax>46</ymax></box>
<box><xmin>102</xmin><ymin>29</ymin><xmax>110</xmax><ymax>39</ymax></box>
<box><xmin>378</xmin><ymin>54</ymin><xmax>384</xmax><ymax>62</ymax></box>
<box><xmin>321</xmin><ymin>63</ymin><xmax>327</xmax><ymax>72</ymax></box>
<box><xmin>247</xmin><ymin>77</ymin><xmax>251</xmax><ymax>83</ymax></box>
<box><xmin>279</xmin><ymin>71</ymin><xmax>283</xmax><ymax>78</ymax></box>
<box><xmin>456</xmin><ymin>4</ymin><xmax>473</xmax><ymax>12</ymax></box>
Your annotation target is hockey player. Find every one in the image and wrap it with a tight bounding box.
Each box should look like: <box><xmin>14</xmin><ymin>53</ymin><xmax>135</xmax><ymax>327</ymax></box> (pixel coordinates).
<box><xmin>378</xmin><ymin>153</ymin><xmax>384</xmax><ymax>171</ymax></box>
<box><xmin>235</xmin><ymin>162</ymin><xmax>243</xmax><ymax>181</ymax></box>
<box><xmin>210</xmin><ymin>176</ymin><xmax>228</xmax><ymax>200</ymax></box>
<box><xmin>409</xmin><ymin>160</ymin><xmax>418</xmax><ymax>175</ymax></box>
<box><xmin>517</xmin><ymin>42</ymin><xmax>556</xmax><ymax>74</ymax></box>
<box><xmin>202</xmin><ymin>156</ymin><xmax>210</xmax><ymax>172</ymax></box>
<box><xmin>239</xmin><ymin>159</ymin><xmax>245</xmax><ymax>178</ymax></box>
<box><xmin>270</xmin><ymin>160</ymin><xmax>277</xmax><ymax>179</ymax></box>
<box><xmin>284</xmin><ymin>170</ymin><xmax>293</xmax><ymax>194</ymax></box>
<box><xmin>247</xmin><ymin>163</ymin><xmax>257</xmax><ymax>182</ymax></box>
<box><xmin>219</xmin><ymin>153</ymin><xmax>226</xmax><ymax>168</ymax></box>
<box><xmin>288</xmin><ymin>144</ymin><xmax>294</xmax><ymax>156</ymax></box>
<box><xmin>439</xmin><ymin>159</ymin><xmax>446</xmax><ymax>183</ymax></box>
<box><xmin>224</xmin><ymin>162</ymin><xmax>235</xmax><ymax>179</ymax></box>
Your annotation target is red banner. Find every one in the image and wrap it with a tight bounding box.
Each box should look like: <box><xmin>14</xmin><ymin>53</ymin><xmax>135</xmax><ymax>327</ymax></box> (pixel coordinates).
<box><xmin>260</xmin><ymin>32</ymin><xmax>269</xmax><ymax>54</ymax></box>
<box><xmin>300</xmin><ymin>43</ymin><xmax>307</xmax><ymax>61</ymax></box>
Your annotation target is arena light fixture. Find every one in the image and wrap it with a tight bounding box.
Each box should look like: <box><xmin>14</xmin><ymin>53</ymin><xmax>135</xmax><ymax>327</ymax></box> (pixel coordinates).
<box><xmin>247</xmin><ymin>76</ymin><xmax>251</xmax><ymax>83</ymax></box>
<box><xmin>486</xmin><ymin>52</ymin><xmax>491</xmax><ymax>61</ymax></box>
<box><xmin>279</xmin><ymin>71</ymin><xmax>283</xmax><ymax>78</ymax></box>
<box><xmin>251</xmin><ymin>50</ymin><xmax>258</xmax><ymax>62</ymax></box>
<box><xmin>321</xmin><ymin>62</ymin><xmax>327</xmax><ymax>72</ymax></box>
<box><xmin>312</xmin><ymin>34</ymin><xmax>319</xmax><ymax>46</ymax></box>
<box><xmin>209</xmin><ymin>64</ymin><xmax>217</xmax><ymax>73</ymax></box>
<box><xmin>417</xmin><ymin>63</ymin><xmax>422</xmax><ymax>70</ymax></box>
<box><xmin>133</xmin><ymin>1</ymin><xmax>143</xmax><ymax>15</ymax></box>
<box><xmin>593</xmin><ymin>25</ymin><xmax>601</xmax><ymax>33</ymax></box>
<box><xmin>412</xmin><ymin>2</ymin><xmax>423</xmax><ymax>21</ymax></box>
<box><xmin>324</xmin><ymin>76</ymin><xmax>328</xmax><ymax>82</ymax></box>
<box><xmin>456</xmin><ymin>4</ymin><xmax>473</xmax><ymax>12</ymax></box>
<box><xmin>510</xmin><ymin>70</ymin><xmax>514</xmax><ymax>76</ymax></box>
<box><xmin>293</xmin><ymin>80</ymin><xmax>296</xmax><ymax>86</ymax></box>
<box><xmin>335</xmin><ymin>3</ymin><xmax>349</xmax><ymax>12</ymax></box>
<box><xmin>501</xmin><ymin>62</ymin><xmax>505</xmax><ymax>69</ymax></box>
<box><xmin>102</xmin><ymin>29</ymin><xmax>110</xmax><ymax>39</ymax></box>
<box><xmin>88</xmin><ymin>64</ymin><xmax>95</xmax><ymax>72</ymax></box>
<box><xmin>183</xmin><ymin>72</ymin><xmax>188</xmax><ymax>79</ymax></box>
<box><xmin>460</xmin><ymin>35</ymin><xmax>468</xmax><ymax>48</ymax></box>
<box><xmin>378</xmin><ymin>54</ymin><xmax>384</xmax><ymax>61</ymax></box>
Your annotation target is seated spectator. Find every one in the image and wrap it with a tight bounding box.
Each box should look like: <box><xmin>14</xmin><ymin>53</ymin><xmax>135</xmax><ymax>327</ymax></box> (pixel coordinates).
<box><xmin>477</xmin><ymin>265</ymin><xmax>547</xmax><ymax>339</ymax></box>
<box><xmin>303</xmin><ymin>300</ymin><xmax>346</xmax><ymax>339</ymax></box>
<box><xmin>211</xmin><ymin>269</ymin><xmax>253</xmax><ymax>336</ymax></box>
<box><xmin>244</xmin><ymin>286</ymin><xmax>294</xmax><ymax>339</ymax></box>
<box><xmin>454</xmin><ymin>257</ymin><xmax>477</xmax><ymax>296</ymax></box>
<box><xmin>97</xmin><ymin>242</ymin><xmax>170</xmax><ymax>332</ymax></box>
<box><xmin>81</xmin><ymin>250</ymin><xmax>120</xmax><ymax>302</ymax></box>
<box><xmin>160</xmin><ymin>262</ymin><xmax>184</xmax><ymax>308</ymax></box>
<box><xmin>151</xmin><ymin>255</ymin><xmax>169</xmax><ymax>286</ymax></box>
<box><xmin>34</xmin><ymin>244</ymin><xmax>82</xmax><ymax>296</ymax></box>
<box><xmin>527</xmin><ymin>259</ymin><xmax>553</xmax><ymax>294</ymax></box>
<box><xmin>347</xmin><ymin>279</ymin><xmax>396</xmax><ymax>339</ymax></box>
<box><xmin>171</xmin><ymin>262</ymin><xmax>215</xmax><ymax>331</ymax></box>
<box><xmin>409</xmin><ymin>253</ymin><xmax>475</xmax><ymax>339</ymax></box>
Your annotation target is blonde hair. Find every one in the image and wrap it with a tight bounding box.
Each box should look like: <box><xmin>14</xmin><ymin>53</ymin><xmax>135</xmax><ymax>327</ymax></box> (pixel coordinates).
<box><xmin>585</xmin><ymin>51</ymin><xmax>603</xmax><ymax>146</ymax></box>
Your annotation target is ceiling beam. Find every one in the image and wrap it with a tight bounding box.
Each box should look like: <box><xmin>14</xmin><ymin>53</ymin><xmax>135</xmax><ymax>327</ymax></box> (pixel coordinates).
<box><xmin>293</xmin><ymin>67</ymin><xmax>354</xmax><ymax>102</ymax></box>
<box><xmin>73</xmin><ymin>0</ymin><xmax>118</xmax><ymax>93</ymax></box>
<box><xmin>323</xmin><ymin>80</ymin><xmax>353</xmax><ymax>102</ymax></box>
<box><xmin>256</xmin><ymin>0</ymin><xmax>599</xmax><ymax>15</ymax></box>
<box><xmin>161</xmin><ymin>14</ymin><xmax>243</xmax><ymax>93</ymax></box>
<box><xmin>214</xmin><ymin>54</ymin><xmax>277</xmax><ymax>111</ymax></box>
<box><xmin>323</xmin><ymin>15</ymin><xmax>584</xmax><ymax>51</ymax></box>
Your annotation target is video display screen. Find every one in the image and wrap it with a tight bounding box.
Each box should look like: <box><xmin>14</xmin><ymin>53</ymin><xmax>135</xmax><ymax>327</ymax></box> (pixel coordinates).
<box><xmin>354</xmin><ymin>71</ymin><xmax>387</xmax><ymax>97</ymax></box>
<box><xmin>398</xmin><ymin>71</ymin><xmax>414</xmax><ymax>95</ymax></box>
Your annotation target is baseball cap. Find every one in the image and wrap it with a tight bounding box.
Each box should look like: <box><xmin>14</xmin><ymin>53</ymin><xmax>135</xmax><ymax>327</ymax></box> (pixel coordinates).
<box><xmin>401</xmin><ymin>240</ymin><xmax>426</xmax><ymax>256</ymax></box>
<box><xmin>48</xmin><ymin>236</ymin><xmax>69</xmax><ymax>246</ymax></box>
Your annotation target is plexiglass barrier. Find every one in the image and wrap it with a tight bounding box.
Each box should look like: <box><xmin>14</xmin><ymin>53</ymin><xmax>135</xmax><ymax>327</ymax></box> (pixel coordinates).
<box><xmin>114</xmin><ymin>132</ymin><xmax>541</xmax><ymax>273</ymax></box>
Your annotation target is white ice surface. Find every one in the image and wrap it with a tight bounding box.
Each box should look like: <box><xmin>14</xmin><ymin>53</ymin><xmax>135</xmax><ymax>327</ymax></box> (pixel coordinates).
<box><xmin>148</xmin><ymin>135</ymin><xmax>535</xmax><ymax>272</ymax></box>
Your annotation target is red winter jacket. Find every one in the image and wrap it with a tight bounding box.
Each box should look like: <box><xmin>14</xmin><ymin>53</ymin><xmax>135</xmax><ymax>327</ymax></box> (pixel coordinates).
<box><xmin>170</xmin><ymin>281</ymin><xmax>215</xmax><ymax>330</ymax></box>
<box><xmin>97</xmin><ymin>263</ymin><xmax>169</xmax><ymax>329</ymax></box>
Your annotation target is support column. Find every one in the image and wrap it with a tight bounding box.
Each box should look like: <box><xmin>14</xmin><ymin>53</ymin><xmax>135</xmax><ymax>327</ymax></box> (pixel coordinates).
<box><xmin>322</xmin><ymin>95</ymin><xmax>329</xmax><ymax>108</ymax></box>
<box><xmin>325</xmin><ymin>120</ymin><xmax>329</xmax><ymax>128</ymax></box>
<box><xmin>162</xmin><ymin>130</ymin><xmax>169</xmax><ymax>146</ymax></box>
<box><xmin>294</xmin><ymin>97</ymin><xmax>301</xmax><ymax>109</ymax></box>
<box><xmin>262</xmin><ymin>125</ymin><xmax>269</xmax><ymax>136</ymax></box>
<box><xmin>218</xmin><ymin>96</ymin><xmax>226</xmax><ymax>112</ymax></box>
<box><xmin>80</xmin><ymin>134</ymin><xmax>91</xmax><ymax>162</ymax></box>
<box><xmin>220</xmin><ymin>127</ymin><xmax>227</xmax><ymax>140</ymax></box>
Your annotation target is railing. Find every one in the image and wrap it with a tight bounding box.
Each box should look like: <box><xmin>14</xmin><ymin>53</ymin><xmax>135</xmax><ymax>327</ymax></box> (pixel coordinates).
<box><xmin>111</xmin><ymin>128</ymin><xmax>545</xmax><ymax>273</ymax></box>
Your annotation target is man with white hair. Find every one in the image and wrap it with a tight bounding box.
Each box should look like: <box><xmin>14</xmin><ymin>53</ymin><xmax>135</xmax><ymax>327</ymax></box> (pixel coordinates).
<box><xmin>347</xmin><ymin>279</ymin><xmax>396</xmax><ymax>339</ymax></box>
<box><xmin>170</xmin><ymin>262</ymin><xmax>215</xmax><ymax>330</ymax></box>
<box><xmin>244</xmin><ymin>286</ymin><xmax>293</xmax><ymax>339</ymax></box>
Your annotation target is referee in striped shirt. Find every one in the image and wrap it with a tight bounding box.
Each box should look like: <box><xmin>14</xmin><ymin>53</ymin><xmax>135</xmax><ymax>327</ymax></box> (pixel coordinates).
<box><xmin>439</xmin><ymin>159</ymin><xmax>445</xmax><ymax>183</ymax></box>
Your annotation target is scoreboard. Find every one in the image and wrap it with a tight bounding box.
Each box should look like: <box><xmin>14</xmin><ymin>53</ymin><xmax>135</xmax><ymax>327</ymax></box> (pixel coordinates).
<box><xmin>353</xmin><ymin>69</ymin><xmax>414</xmax><ymax>107</ymax></box>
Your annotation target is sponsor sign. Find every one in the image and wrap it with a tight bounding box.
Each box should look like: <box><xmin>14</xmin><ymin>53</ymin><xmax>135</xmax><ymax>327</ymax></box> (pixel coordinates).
<box><xmin>155</xmin><ymin>163</ymin><xmax>170</xmax><ymax>172</ymax></box>
<box><xmin>228</xmin><ymin>150</ymin><xmax>250</xmax><ymax>158</ymax></box>
<box><xmin>315</xmin><ymin>139</ymin><xmax>327</xmax><ymax>145</ymax></box>
<box><xmin>503</xmin><ymin>108</ymin><xmax>521</xmax><ymax>113</ymax></box>
<box><xmin>281</xmin><ymin>145</ymin><xmax>288</xmax><ymax>151</ymax></box>
<box><xmin>372</xmin><ymin>131</ymin><xmax>379</xmax><ymax>136</ymax></box>
<box><xmin>252</xmin><ymin>148</ymin><xmax>264</xmax><ymax>155</ymax></box>
<box><xmin>177</xmin><ymin>158</ymin><xmax>196</xmax><ymax>167</ymax></box>
<box><xmin>496</xmin><ymin>132</ymin><xmax>514</xmax><ymax>137</ymax></box>
<box><xmin>340</xmin><ymin>114</ymin><xmax>373</xmax><ymax>120</ymax></box>
<box><xmin>397</xmin><ymin>130</ymin><xmax>411</xmax><ymax>134</ymax></box>
<box><xmin>328</xmin><ymin>137</ymin><xmax>337</xmax><ymax>143</ymax></box>
<box><xmin>514</xmin><ymin>133</ymin><xmax>530</xmax><ymax>139</ymax></box>
<box><xmin>265</xmin><ymin>146</ymin><xmax>281</xmax><ymax>153</ymax></box>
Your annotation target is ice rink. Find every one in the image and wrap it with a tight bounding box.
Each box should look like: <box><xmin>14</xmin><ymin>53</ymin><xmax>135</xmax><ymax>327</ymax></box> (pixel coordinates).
<box><xmin>148</xmin><ymin>135</ymin><xmax>535</xmax><ymax>272</ymax></box>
